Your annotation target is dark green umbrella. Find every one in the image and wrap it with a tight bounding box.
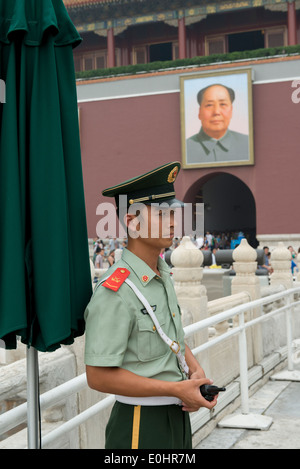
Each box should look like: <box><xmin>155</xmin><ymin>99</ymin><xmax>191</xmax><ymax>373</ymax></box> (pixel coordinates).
<box><xmin>0</xmin><ymin>0</ymin><xmax>92</xmax><ymax>352</ymax></box>
<box><xmin>0</xmin><ymin>0</ymin><xmax>92</xmax><ymax>446</ymax></box>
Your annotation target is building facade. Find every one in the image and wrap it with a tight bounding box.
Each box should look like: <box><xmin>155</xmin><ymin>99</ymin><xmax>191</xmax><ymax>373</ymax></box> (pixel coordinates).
<box><xmin>64</xmin><ymin>0</ymin><xmax>300</xmax><ymax>71</ymax></box>
<box><xmin>64</xmin><ymin>1</ymin><xmax>300</xmax><ymax>248</ymax></box>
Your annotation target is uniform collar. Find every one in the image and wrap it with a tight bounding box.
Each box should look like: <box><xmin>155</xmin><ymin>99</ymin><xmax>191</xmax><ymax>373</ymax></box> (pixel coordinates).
<box><xmin>198</xmin><ymin>128</ymin><xmax>231</xmax><ymax>153</ymax></box>
<box><xmin>121</xmin><ymin>248</ymin><xmax>171</xmax><ymax>287</ymax></box>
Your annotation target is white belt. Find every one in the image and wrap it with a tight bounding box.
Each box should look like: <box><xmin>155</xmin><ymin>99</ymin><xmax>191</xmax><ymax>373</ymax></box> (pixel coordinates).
<box><xmin>115</xmin><ymin>395</ymin><xmax>182</xmax><ymax>406</ymax></box>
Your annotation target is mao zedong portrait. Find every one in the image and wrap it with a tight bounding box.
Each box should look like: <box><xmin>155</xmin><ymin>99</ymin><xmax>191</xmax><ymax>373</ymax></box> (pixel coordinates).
<box><xmin>186</xmin><ymin>84</ymin><xmax>249</xmax><ymax>165</ymax></box>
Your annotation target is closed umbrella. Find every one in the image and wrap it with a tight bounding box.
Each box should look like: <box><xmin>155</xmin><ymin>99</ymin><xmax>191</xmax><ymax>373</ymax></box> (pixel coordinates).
<box><xmin>0</xmin><ymin>0</ymin><xmax>92</xmax><ymax>447</ymax></box>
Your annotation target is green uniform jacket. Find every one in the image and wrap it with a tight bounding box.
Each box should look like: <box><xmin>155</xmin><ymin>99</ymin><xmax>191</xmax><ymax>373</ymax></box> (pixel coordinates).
<box><xmin>84</xmin><ymin>248</ymin><xmax>186</xmax><ymax>383</ymax></box>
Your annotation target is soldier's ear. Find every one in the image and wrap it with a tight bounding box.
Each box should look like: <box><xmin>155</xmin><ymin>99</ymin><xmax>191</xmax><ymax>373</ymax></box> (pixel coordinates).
<box><xmin>125</xmin><ymin>206</ymin><xmax>149</xmax><ymax>240</ymax></box>
<box><xmin>124</xmin><ymin>213</ymin><xmax>139</xmax><ymax>237</ymax></box>
<box><xmin>124</xmin><ymin>213</ymin><xmax>134</xmax><ymax>229</ymax></box>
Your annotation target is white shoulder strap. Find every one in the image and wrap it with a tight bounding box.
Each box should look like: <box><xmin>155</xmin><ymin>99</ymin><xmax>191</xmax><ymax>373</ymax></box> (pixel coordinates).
<box><xmin>125</xmin><ymin>278</ymin><xmax>189</xmax><ymax>378</ymax></box>
<box><xmin>93</xmin><ymin>275</ymin><xmax>109</xmax><ymax>293</ymax></box>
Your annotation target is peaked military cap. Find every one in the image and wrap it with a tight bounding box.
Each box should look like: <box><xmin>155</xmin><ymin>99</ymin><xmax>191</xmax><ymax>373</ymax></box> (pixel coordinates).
<box><xmin>102</xmin><ymin>161</ymin><xmax>184</xmax><ymax>208</ymax></box>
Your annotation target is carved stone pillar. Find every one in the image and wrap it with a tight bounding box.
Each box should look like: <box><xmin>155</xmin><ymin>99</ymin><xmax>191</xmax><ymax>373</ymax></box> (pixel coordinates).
<box><xmin>171</xmin><ymin>236</ymin><xmax>208</xmax><ymax>367</ymax></box>
<box><xmin>231</xmin><ymin>238</ymin><xmax>260</xmax><ymax>302</ymax></box>
<box><xmin>270</xmin><ymin>242</ymin><xmax>293</xmax><ymax>289</ymax></box>
<box><xmin>231</xmin><ymin>238</ymin><xmax>262</xmax><ymax>363</ymax></box>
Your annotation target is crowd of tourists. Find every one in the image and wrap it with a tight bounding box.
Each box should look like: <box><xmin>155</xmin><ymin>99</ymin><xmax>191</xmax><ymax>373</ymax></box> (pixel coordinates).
<box><xmin>92</xmin><ymin>232</ymin><xmax>299</xmax><ymax>276</ymax></box>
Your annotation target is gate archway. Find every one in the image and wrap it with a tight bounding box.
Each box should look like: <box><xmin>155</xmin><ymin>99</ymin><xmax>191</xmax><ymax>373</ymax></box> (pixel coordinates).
<box><xmin>185</xmin><ymin>172</ymin><xmax>257</xmax><ymax>247</ymax></box>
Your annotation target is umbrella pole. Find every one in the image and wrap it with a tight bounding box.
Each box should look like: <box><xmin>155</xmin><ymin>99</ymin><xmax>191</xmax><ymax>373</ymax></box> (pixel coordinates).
<box><xmin>26</xmin><ymin>346</ymin><xmax>40</xmax><ymax>449</ymax></box>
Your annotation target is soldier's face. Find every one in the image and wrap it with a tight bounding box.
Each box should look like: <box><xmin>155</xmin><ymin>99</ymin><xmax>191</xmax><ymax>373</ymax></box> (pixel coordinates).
<box><xmin>127</xmin><ymin>204</ymin><xmax>176</xmax><ymax>248</ymax></box>
<box><xmin>149</xmin><ymin>206</ymin><xmax>175</xmax><ymax>244</ymax></box>
<box><xmin>198</xmin><ymin>85</ymin><xmax>233</xmax><ymax>139</ymax></box>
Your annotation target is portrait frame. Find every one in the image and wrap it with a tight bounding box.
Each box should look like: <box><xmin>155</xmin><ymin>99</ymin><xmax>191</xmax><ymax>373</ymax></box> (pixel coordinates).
<box><xmin>180</xmin><ymin>68</ymin><xmax>254</xmax><ymax>169</ymax></box>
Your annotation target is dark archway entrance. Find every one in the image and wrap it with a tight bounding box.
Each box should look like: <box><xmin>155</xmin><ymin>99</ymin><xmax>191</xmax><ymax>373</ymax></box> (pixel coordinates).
<box><xmin>193</xmin><ymin>173</ymin><xmax>257</xmax><ymax>247</ymax></box>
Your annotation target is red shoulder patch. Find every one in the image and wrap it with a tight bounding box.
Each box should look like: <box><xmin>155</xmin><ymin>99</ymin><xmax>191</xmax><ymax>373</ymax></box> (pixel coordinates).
<box><xmin>102</xmin><ymin>268</ymin><xmax>130</xmax><ymax>292</ymax></box>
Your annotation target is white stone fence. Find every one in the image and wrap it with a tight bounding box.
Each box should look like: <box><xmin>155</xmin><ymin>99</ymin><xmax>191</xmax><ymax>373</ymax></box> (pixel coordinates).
<box><xmin>0</xmin><ymin>237</ymin><xmax>300</xmax><ymax>448</ymax></box>
<box><xmin>170</xmin><ymin>237</ymin><xmax>300</xmax><ymax>384</ymax></box>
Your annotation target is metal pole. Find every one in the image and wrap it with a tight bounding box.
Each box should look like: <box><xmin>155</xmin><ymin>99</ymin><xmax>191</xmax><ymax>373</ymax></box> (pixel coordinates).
<box><xmin>26</xmin><ymin>346</ymin><xmax>40</xmax><ymax>449</ymax></box>
<box><xmin>238</xmin><ymin>312</ymin><xmax>249</xmax><ymax>415</ymax></box>
<box><xmin>286</xmin><ymin>294</ymin><xmax>294</xmax><ymax>372</ymax></box>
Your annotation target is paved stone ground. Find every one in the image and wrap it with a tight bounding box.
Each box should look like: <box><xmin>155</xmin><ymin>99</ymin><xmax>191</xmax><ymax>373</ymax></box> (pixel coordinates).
<box><xmin>196</xmin><ymin>371</ymin><xmax>300</xmax><ymax>449</ymax></box>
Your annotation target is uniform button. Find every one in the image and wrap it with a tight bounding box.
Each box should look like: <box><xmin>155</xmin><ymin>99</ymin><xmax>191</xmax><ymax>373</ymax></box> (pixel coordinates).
<box><xmin>152</xmin><ymin>326</ymin><xmax>156</xmax><ymax>331</ymax></box>
<box><xmin>172</xmin><ymin>313</ymin><xmax>175</xmax><ymax>317</ymax></box>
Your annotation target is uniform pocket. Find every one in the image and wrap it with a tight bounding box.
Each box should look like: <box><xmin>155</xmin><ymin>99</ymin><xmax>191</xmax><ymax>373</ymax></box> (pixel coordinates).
<box><xmin>137</xmin><ymin>315</ymin><xmax>168</xmax><ymax>362</ymax></box>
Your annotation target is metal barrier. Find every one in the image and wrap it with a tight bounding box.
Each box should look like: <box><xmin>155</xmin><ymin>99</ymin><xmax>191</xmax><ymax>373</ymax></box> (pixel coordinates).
<box><xmin>184</xmin><ymin>287</ymin><xmax>300</xmax><ymax>429</ymax></box>
<box><xmin>1</xmin><ymin>286</ymin><xmax>300</xmax><ymax>448</ymax></box>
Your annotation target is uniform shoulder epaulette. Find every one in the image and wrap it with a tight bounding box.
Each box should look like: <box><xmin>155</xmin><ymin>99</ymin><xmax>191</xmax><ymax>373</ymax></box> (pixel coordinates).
<box><xmin>102</xmin><ymin>267</ymin><xmax>130</xmax><ymax>292</ymax></box>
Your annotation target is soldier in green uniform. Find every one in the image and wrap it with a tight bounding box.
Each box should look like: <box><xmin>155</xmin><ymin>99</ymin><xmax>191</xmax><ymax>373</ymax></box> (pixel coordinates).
<box><xmin>84</xmin><ymin>162</ymin><xmax>218</xmax><ymax>449</ymax></box>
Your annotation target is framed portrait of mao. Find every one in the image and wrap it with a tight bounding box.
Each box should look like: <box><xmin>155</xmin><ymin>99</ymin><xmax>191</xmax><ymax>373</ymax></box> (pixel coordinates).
<box><xmin>180</xmin><ymin>68</ymin><xmax>254</xmax><ymax>169</ymax></box>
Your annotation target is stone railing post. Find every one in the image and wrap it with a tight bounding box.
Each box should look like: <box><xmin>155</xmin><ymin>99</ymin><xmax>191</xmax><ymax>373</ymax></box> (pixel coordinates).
<box><xmin>231</xmin><ymin>238</ymin><xmax>263</xmax><ymax>363</ymax></box>
<box><xmin>231</xmin><ymin>238</ymin><xmax>261</xmax><ymax>302</ymax></box>
<box><xmin>270</xmin><ymin>242</ymin><xmax>293</xmax><ymax>289</ymax></box>
<box><xmin>171</xmin><ymin>236</ymin><xmax>209</xmax><ymax>368</ymax></box>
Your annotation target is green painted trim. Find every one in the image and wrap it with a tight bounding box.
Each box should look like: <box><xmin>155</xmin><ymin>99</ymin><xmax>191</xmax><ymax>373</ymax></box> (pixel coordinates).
<box><xmin>72</xmin><ymin>0</ymin><xmax>291</xmax><ymax>33</ymax></box>
<box><xmin>75</xmin><ymin>44</ymin><xmax>300</xmax><ymax>80</ymax></box>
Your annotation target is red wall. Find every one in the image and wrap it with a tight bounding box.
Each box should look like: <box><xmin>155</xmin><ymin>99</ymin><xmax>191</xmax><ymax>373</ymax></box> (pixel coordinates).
<box><xmin>79</xmin><ymin>75</ymin><xmax>300</xmax><ymax>238</ymax></box>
